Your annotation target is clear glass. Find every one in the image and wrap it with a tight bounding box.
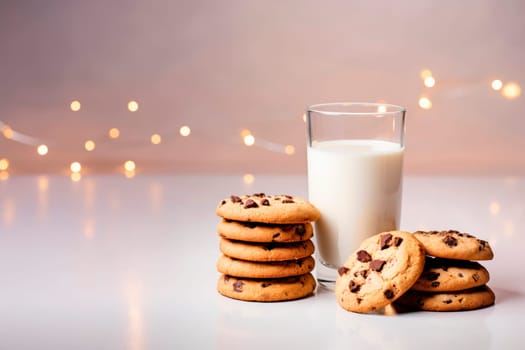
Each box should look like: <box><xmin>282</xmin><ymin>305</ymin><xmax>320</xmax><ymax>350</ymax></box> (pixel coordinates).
<box><xmin>306</xmin><ymin>102</ymin><xmax>406</xmax><ymax>288</ymax></box>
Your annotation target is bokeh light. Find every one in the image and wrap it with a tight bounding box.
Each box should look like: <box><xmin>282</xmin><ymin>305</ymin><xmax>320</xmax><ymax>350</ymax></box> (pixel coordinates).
<box><xmin>2</xmin><ymin>125</ymin><xmax>13</xmax><ymax>139</ymax></box>
<box><xmin>37</xmin><ymin>144</ymin><xmax>49</xmax><ymax>156</ymax></box>
<box><xmin>84</xmin><ymin>140</ymin><xmax>96</xmax><ymax>151</ymax></box>
<box><xmin>424</xmin><ymin>76</ymin><xmax>436</xmax><ymax>88</ymax></box>
<box><xmin>420</xmin><ymin>69</ymin><xmax>433</xmax><ymax>79</ymax></box>
<box><xmin>150</xmin><ymin>134</ymin><xmax>162</xmax><ymax>144</ymax></box>
<box><xmin>418</xmin><ymin>97</ymin><xmax>432</xmax><ymax>110</ymax></box>
<box><xmin>243</xmin><ymin>173</ymin><xmax>255</xmax><ymax>184</ymax></box>
<box><xmin>179</xmin><ymin>126</ymin><xmax>191</xmax><ymax>137</ymax></box>
<box><xmin>284</xmin><ymin>145</ymin><xmax>295</xmax><ymax>155</ymax></box>
<box><xmin>70</xmin><ymin>161</ymin><xmax>82</xmax><ymax>173</ymax></box>
<box><xmin>128</xmin><ymin>100</ymin><xmax>139</xmax><ymax>112</ymax></box>
<box><xmin>70</xmin><ymin>100</ymin><xmax>81</xmax><ymax>112</ymax></box>
<box><xmin>501</xmin><ymin>82</ymin><xmax>521</xmax><ymax>99</ymax></box>
<box><xmin>491</xmin><ymin>80</ymin><xmax>503</xmax><ymax>91</ymax></box>
<box><xmin>243</xmin><ymin>134</ymin><xmax>255</xmax><ymax>146</ymax></box>
<box><xmin>70</xmin><ymin>173</ymin><xmax>82</xmax><ymax>182</ymax></box>
<box><xmin>109</xmin><ymin>128</ymin><xmax>120</xmax><ymax>139</ymax></box>
<box><xmin>0</xmin><ymin>158</ymin><xmax>9</xmax><ymax>171</ymax></box>
<box><xmin>124</xmin><ymin>160</ymin><xmax>136</xmax><ymax>172</ymax></box>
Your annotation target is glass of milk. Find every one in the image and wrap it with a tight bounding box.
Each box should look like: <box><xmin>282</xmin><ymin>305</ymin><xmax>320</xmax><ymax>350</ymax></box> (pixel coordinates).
<box><xmin>306</xmin><ymin>102</ymin><xmax>406</xmax><ymax>288</ymax></box>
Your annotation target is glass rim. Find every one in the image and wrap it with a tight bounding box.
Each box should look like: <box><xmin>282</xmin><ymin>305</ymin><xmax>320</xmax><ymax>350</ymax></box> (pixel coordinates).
<box><xmin>307</xmin><ymin>102</ymin><xmax>406</xmax><ymax>116</ymax></box>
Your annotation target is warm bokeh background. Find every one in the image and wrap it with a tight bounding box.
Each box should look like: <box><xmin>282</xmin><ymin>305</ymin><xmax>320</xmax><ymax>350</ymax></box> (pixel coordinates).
<box><xmin>1</xmin><ymin>0</ymin><xmax>524</xmax><ymax>177</ymax></box>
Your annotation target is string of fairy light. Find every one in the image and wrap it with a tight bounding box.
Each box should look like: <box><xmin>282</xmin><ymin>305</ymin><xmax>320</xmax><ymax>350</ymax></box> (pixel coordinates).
<box><xmin>0</xmin><ymin>70</ymin><xmax>521</xmax><ymax>183</ymax></box>
<box><xmin>0</xmin><ymin>100</ymin><xmax>194</xmax><ymax>181</ymax></box>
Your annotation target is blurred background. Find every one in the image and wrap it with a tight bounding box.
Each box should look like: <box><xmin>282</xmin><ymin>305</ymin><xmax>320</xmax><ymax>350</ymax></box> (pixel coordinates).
<box><xmin>1</xmin><ymin>0</ymin><xmax>524</xmax><ymax>179</ymax></box>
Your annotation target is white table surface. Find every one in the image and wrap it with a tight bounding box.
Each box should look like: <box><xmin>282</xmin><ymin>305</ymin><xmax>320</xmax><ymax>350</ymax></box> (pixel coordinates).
<box><xmin>0</xmin><ymin>175</ymin><xmax>523</xmax><ymax>350</ymax></box>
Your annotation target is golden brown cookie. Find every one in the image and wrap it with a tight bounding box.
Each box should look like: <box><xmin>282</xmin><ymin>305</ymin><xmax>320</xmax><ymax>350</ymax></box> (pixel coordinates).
<box><xmin>216</xmin><ymin>193</ymin><xmax>321</xmax><ymax>224</ymax></box>
<box><xmin>216</xmin><ymin>254</ymin><xmax>315</xmax><ymax>278</ymax></box>
<box><xmin>412</xmin><ymin>257</ymin><xmax>490</xmax><ymax>292</ymax></box>
<box><xmin>413</xmin><ymin>230</ymin><xmax>493</xmax><ymax>261</ymax></box>
<box><xmin>217</xmin><ymin>273</ymin><xmax>316</xmax><ymax>302</ymax></box>
<box><xmin>335</xmin><ymin>231</ymin><xmax>426</xmax><ymax>313</ymax></box>
<box><xmin>219</xmin><ymin>238</ymin><xmax>315</xmax><ymax>262</ymax></box>
<box><xmin>217</xmin><ymin>220</ymin><xmax>313</xmax><ymax>243</ymax></box>
<box><xmin>395</xmin><ymin>285</ymin><xmax>495</xmax><ymax>311</ymax></box>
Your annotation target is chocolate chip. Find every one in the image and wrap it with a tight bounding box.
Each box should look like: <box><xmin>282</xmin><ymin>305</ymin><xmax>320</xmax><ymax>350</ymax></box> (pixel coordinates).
<box><xmin>252</xmin><ymin>193</ymin><xmax>265</xmax><ymax>197</ymax></box>
<box><xmin>443</xmin><ymin>235</ymin><xmax>458</xmax><ymax>247</ymax></box>
<box><xmin>349</xmin><ymin>280</ymin><xmax>361</xmax><ymax>293</ymax></box>
<box><xmin>283</xmin><ymin>195</ymin><xmax>293</xmax><ymax>199</ymax></box>
<box><xmin>380</xmin><ymin>233</ymin><xmax>393</xmax><ymax>249</ymax></box>
<box><xmin>393</xmin><ymin>237</ymin><xmax>403</xmax><ymax>247</ymax></box>
<box><xmin>263</xmin><ymin>243</ymin><xmax>276</xmax><ymax>251</ymax></box>
<box><xmin>233</xmin><ymin>280</ymin><xmax>244</xmax><ymax>292</ymax></box>
<box><xmin>272</xmin><ymin>232</ymin><xmax>281</xmax><ymax>239</ymax></box>
<box><xmin>443</xmin><ymin>299</ymin><xmax>452</xmax><ymax>304</ymax></box>
<box><xmin>458</xmin><ymin>272</ymin><xmax>464</xmax><ymax>278</ymax></box>
<box><xmin>357</xmin><ymin>298</ymin><xmax>362</xmax><ymax>304</ymax></box>
<box><xmin>297</xmin><ymin>259</ymin><xmax>303</xmax><ymax>267</ymax></box>
<box><xmin>478</xmin><ymin>240</ymin><xmax>488</xmax><ymax>251</ymax></box>
<box><xmin>220</xmin><ymin>200</ymin><xmax>226</xmax><ymax>206</ymax></box>
<box><xmin>431</xmin><ymin>281</ymin><xmax>440</xmax><ymax>288</ymax></box>
<box><xmin>370</xmin><ymin>259</ymin><xmax>386</xmax><ymax>272</ymax></box>
<box><xmin>356</xmin><ymin>250</ymin><xmax>372</xmax><ymax>262</ymax></box>
<box><xmin>230</xmin><ymin>195</ymin><xmax>242</xmax><ymax>203</ymax></box>
<box><xmin>338</xmin><ymin>267</ymin><xmax>349</xmax><ymax>276</ymax></box>
<box><xmin>224</xmin><ymin>275</ymin><xmax>230</xmax><ymax>282</ymax></box>
<box><xmin>261</xmin><ymin>199</ymin><xmax>270</xmax><ymax>206</ymax></box>
<box><xmin>295</xmin><ymin>224</ymin><xmax>306</xmax><ymax>235</ymax></box>
<box><xmin>282</xmin><ymin>199</ymin><xmax>295</xmax><ymax>204</ymax></box>
<box><xmin>472</xmin><ymin>273</ymin><xmax>479</xmax><ymax>282</ymax></box>
<box><xmin>424</xmin><ymin>272</ymin><xmax>440</xmax><ymax>281</ymax></box>
<box><xmin>243</xmin><ymin>199</ymin><xmax>259</xmax><ymax>209</ymax></box>
<box><xmin>261</xmin><ymin>282</ymin><xmax>272</xmax><ymax>288</ymax></box>
<box><xmin>384</xmin><ymin>289</ymin><xmax>394</xmax><ymax>299</ymax></box>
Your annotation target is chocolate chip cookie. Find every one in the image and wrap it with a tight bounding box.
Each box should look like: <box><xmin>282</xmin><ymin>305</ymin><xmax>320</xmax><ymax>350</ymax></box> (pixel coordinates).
<box><xmin>413</xmin><ymin>230</ymin><xmax>493</xmax><ymax>261</ymax></box>
<box><xmin>412</xmin><ymin>257</ymin><xmax>490</xmax><ymax>292</ymax></box>
<box><xmin>335</xmin><ymin>231</ymin><xmax>426</xmax><ymax>313</ymax></box>
<box><xmin>219</xmin><ymin>238</ymin><xmax>315</xmax><ymax>262</ymax></box>
<box><xmin>217</xmin><ymin>273</ymin><xmax>316</xmax><ymax>302</ymax></box>
<box><xmin>216</xmin><ymin>254</ymin><xmax>315</xmax><ymax>278</ymax></box>
<box><xmin>217</xmin><ymin>220</ymin><xmax>313</xmax><ymax>243</ymax></box>
<box><xmin>216</xmin><ymin>193</ymin><xmax>321</xmax><ymax>224</ymax></box>
<box><xmin>396</xmin><ymin>285</ymin><xmax>495</xmax><ymax>311</ymax></box>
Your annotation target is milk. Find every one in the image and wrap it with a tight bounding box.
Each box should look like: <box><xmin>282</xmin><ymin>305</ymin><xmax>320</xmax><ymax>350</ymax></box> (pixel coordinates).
<box><xmin>307</xmin><ymin>139</ymin><xmax>404</xmax><ymax>268</ymax></box>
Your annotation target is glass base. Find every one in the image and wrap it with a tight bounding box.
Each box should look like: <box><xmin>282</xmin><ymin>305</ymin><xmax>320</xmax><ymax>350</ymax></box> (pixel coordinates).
<box><xmin>315</xmin><ymin>260</ymin><xmax>338</xmax><ymax>290</ymax></box>
<box><xmin>317</xmin><ymin>278</ymin><xmax>336</xmax><ymax>290</ymax></box>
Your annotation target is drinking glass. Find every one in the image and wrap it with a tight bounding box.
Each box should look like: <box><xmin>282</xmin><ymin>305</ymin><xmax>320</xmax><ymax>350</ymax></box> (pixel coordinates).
<box><xmin>306</xmin><ymin>102</ymin><xmax>406</xmax><ymax>288</ymax></box>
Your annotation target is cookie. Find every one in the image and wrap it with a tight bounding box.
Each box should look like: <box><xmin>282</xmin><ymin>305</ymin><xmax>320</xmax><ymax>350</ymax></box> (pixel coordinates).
<box><xmin>217</xmin><ymin>220</ymin><xmax>313</xmax><ymax>243</ymax></box>
<box><xmin>335</xmin><ymin>231</ymin><xmax>426</xmax><ymax>313</ymax></box>
<box><xmin>216</xmin><ymin>193</ymin><xmax>321</xmax><ymax>224</ymax></box>
<box><xmin>395</xmin><ymin>285</ymin><xmax>495</xmax><ymax>311</ymax></box>
<box><xmin>413</xmin><ymin>230</ymin><xmax>494</xmax><ymax>261</ymax></box>
<box><xmin>216</xmin><ymin>254</ymin><xmax>315</xmax><ymax>278</ymax></box>
<box><xmin>217</xmin><ymin>273</ymin><xmax>316</xmax><ymax>302</ymax></box>
<box><xmin>219</xmin><ymin>238</ymin><xmax>315</xmax><ymax>262</ymax></box>
<box><xmin>412</xmin><ymin>257</ymin><xmax>490</xmax><ymax>292</ymax></box>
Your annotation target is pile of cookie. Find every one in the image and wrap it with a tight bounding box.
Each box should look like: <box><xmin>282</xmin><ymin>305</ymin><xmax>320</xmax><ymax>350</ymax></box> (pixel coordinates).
<box><xmin>335</xmin><ymin>230</ymin><xmax>495</xmax><ymax>313</ymax></box>
<box><xmin>215</xmin><ymin>193</ymin><xmax>320</xmax><ymax>302</ymax></box>
<box><xmin>395</xmin><ymin>230</ymin><xmax>495</xmax><ymax>312</ymax></box>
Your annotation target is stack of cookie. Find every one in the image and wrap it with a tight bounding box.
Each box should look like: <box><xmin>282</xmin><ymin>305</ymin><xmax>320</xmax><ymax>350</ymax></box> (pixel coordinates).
<box><xmin>396</xmin><ymin>230</ymin><xmax>495</xmax><ymax>311</ymax></box>
<box><xmin>215</xmin><ymin>193</ymin><xmax>321</xmax><ymax>302</ymax></box>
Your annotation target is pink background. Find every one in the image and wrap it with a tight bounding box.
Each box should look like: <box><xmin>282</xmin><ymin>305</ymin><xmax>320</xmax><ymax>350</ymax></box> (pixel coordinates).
<box><xmin>1</xmin><ymin>0</ymin><xmax>524</xmax><ymax>176</ymax></box>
